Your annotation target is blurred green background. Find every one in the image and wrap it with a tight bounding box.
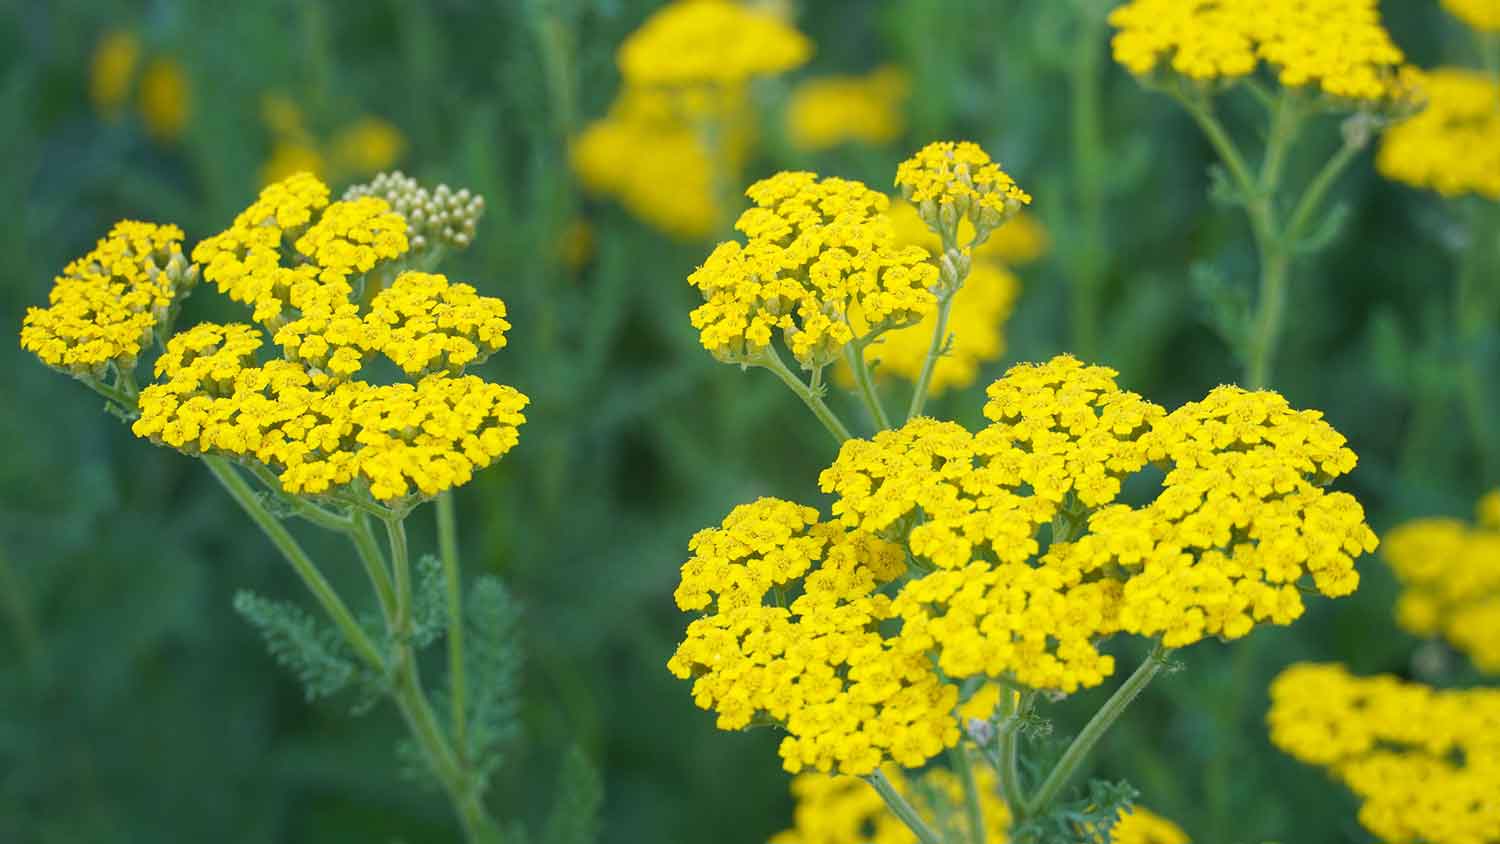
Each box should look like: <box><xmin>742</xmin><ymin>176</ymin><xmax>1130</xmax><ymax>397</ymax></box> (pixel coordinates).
<box><xmin>2</xmin><ymin>1</ymin><xmax>1495</xmax><ymax>842</ymax></box>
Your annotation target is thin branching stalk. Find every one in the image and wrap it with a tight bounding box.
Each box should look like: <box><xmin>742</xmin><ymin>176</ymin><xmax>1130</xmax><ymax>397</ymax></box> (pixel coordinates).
<box><xmin>758</xmin><ymin>346</ymin><xmax>854</xmax><ymax>443</ymax></box>
<box><xmin>347</xmin><ymin>512</ymin><xmax>398</xmax><ymax>625</ymax></box>
<box><xmin>907</xmin><ymin>292</ymin><xmax>955</xmax><ymax>421</ymax></box>
<box><xmin>1025</xmin><ymin>642</ymin><xmax>1170</xmax><ymax>816</ymax></box>
<box><xmin>867</xmin><ymin>768</ymin><xmax>944</xmax><ymax>844</ymax></box>
<box><xmin>951</xmin><ymin>745</ymin><xmax>987</xmax><ymax>844</ymax></box>
<box><xmin>847</xmin><ymin>341</ymin><xmax>892</xmax><ymax>430</ymax></box>
<box><xmin>436</xmin><ymin>492</ymin><xmax>471</xmax><ymax>761</ymax></box>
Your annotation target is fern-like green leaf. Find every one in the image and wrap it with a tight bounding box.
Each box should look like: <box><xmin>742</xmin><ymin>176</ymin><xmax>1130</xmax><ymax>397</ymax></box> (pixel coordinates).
<box><xmin>543</xmin><ymin>746</ymin><xmax>602</xmax><ymax>844</ymax></box>
<box><xmin>411</xmin><ymin>553</ymin><xmax>449</xmax><ymax>649</ymax></box>
<box><xmin>463</xmin><ymin>575</ymin><xmax>524</xmax><ymax>785</ymax></box>
<box><xmin>233</xmin><ymin>590</ymin><xmax>355</xmax><ymax>701</ymax></box>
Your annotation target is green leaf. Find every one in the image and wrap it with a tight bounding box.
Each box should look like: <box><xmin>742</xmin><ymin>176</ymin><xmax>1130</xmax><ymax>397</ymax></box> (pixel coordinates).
<box><xmin>464</xmin><ymin>575</ymin><xmax>525</xmax><ymax>786</ymax></box>
<box><xmin>1011</xmin><ymin>778</ymin><xmax>1138</xmax><ymax>844</ymax></box>
<box><xmin>1292</xmin><ymin>201</ymin><xmax>1350</xmax><ymax>255</ymax></box>
<box><xmin>543</xmin><ymin>746</ymin><xmax>602</xmax><ymax>844</ymax></box>
<box><xmin>411</xmin><ymin>553</ymin><xmax>449</xmax><ymax>649</ymax></box>
<box><xmin>233</xmin><ymin>591</ymin><xmax>354</xmax><ymax>702</ymax></box>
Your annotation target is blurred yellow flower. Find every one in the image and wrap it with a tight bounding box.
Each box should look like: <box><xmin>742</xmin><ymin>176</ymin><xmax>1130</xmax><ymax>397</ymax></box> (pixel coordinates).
<box><xmin>1377</xmin><ymin>67</ymin><xmax>1500</xmax><ymax>199</ymax></box>
<box><xmin>90</xmin><ymin>29</ymin><xmax>140</xmax><ymax>115</ymax></box>
<box><xmin>257</xmin><ymin>93</ymin><xmax>408</xmax><ymax>187</ymax></box>
<box><xmin>329</xmin><ymin>117</ymin><xmax>407</xmax><ymax>178</ymax></box>
<box><xmin>261</xmin><ymin>141</ymin><xmax>327</xmax><ymax>188</ymax></box>
<box><xmin>617</xmin><ymin>0</ymin><xmax>811</xmax><ymax>88</ymax></box>
<box><xmin>1444</xmin><ymin>0</ymin><xmax>1500</xmax><ymax>31</ymax></box>
<box><xmin>787</xmin><ymin>66</ymin><xmax>909</xmax><ymax>151</ymax></box>
<box><xmin>138</xmin><ymin>58</ymin><xmax>190</xmax><ymax>142</ymax></box>
<box><xmin>1112</xmin><ymin>807</ymin><xmax>1191</xmax><ymax>844</ymax></box>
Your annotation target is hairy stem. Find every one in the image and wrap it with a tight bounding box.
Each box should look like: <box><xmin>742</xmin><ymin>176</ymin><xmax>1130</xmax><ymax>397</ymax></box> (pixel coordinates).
<box><xmin>867</xmin><ymin>769</ymin><xmax>943</xmax><ymax>844</ymax></box>
<box><xmin>758</xmin><ymin>347</ymin><xmax>854</xmax><ymax>443</ymax></box>
<box><xmin>347</xmin><ymin>512</ymin><xmax>398</xmax><ymax>625</ymax></box>
<box><xmin>436</xmin><ymin>492</ymin><xmax>471</xmax><ymax>761</ymax></box>
<box><xmin>1025</xmin><ymin>642</ymin><xmax>1170</xmax><ymax>816</ymax></box>
<box><xmin>205</xmin><ymin>456</ymin><xmax>384</xmax><ymax>669</ymax></box>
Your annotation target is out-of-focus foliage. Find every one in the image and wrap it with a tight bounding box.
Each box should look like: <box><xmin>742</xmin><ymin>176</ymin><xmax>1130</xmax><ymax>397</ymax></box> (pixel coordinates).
<box><xmin>1</xmin><ymin>1</ymin><xmax>1495</xmax><ymax>843</ymax></box>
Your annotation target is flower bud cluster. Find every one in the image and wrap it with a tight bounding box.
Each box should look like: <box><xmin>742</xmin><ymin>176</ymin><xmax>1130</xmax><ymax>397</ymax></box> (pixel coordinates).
<box><xmin>344</xmin><ymin>170</ymin><xmax>485</xmax><ymax>255</ymax></box>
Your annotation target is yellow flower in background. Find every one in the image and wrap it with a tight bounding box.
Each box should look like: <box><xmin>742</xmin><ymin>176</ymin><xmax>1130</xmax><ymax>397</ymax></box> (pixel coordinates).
<box><xmin>1377</xmin><ymin>68</ymin><xmax>1500</xmax><ymax>200</ymax></box>
<box><xmin>90</xmin><ymin>30</ymin><xmax>140</xmax><ymax>114</ymax></box>
<box><xmin>1111</xmin><ymin>808</ymin><xmax>1191</xmax><ymax>844</ymax></box>
<box><xmin>88</xmin><ymin>29</ymin><xmax>192</xmax><ymax>143</ymax></box>
<box><xmin>771</xmin><ymin>767</ymin><xmax>1011</xmax><ymax>843</ymax></box>
<box><xmin>328</xmin><ymin>118</ymin><xmax>407</xmax><ymax>178</ymax></box>
<box><xmin>257</xmin><ymin>93</ymin><xmax>407</xmax><ymax>188</ymax></box>
<box><xmin>1268</xmin><ymin>663</ymin><xmax>1500</xmax><ymax>844</ymax></box>
<box><xmin>617</xmin><ymin>0</ymin><xmax>811</xmax><ymax>88</ymax></box>
<box><xmin>1444</xmin><ymin>0</ymin><xmax>1500</xmax><ymax>32</ymax></box>
<box><xmin>1108</xmin><ymin>0</ymin><xmax>1415</xmax><ymax>104</ymax></box>
<box><xmin>787</xmin><ymin>66</ymin><xmax>909</xmax><ymax>151</ymax></box>
<box><xmin>138</xmin><ymin>58</ymin><xmax>190</xmax><ymax>141</ymax></box>
<box><xmin>1381</xmin><ymin>492</ymin><xmax>1500</xmax><ymax>674</ymax></box>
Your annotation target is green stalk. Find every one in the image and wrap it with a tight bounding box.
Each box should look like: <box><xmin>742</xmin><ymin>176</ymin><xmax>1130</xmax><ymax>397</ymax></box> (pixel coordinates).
<box><xmin>384</xmin><ymin>511</ymin><xmax>501</xmax><ymax>843</ymax></box>
<box><xmin>347</xmin><ymin>512</ymin><xmax>398</xmax><ymax>626</ymax></box>
<box><xmin>436</xmin><ymin>492</ymin><xmax>471</xmax><ymax>760</ymax></box>
<box><xmin>846</xmin><ymin>342</ymin><xmax>892</xmax><ymax>430</ymax></box>
<box><xmin>758</xmin><ymin>347</ymin><xmax>854</xmax><ymax>443</ymax></box>
<box><xmin>1456</xmin><ymin>202</ymin><xmax>1499</xmax><ymax>482</ymax></box>
<box><xmin>906</xmin><ymin>293</ymin><xmax>955</xmax><ymax>421</ymax></box>
<box><xmin>1068</xmin><ymin>4</ymin><xmax>1107</xmax><ymax>359</ymax></box>
<box><xmin>867</xmin><ymin>769</ymin><xmax>943</xmax><ymax>844</ymax></box>
<box><xmin>1025</xmin><ymin>642</ymin><xmax>1169</xmax><ymax>816</ymax></box>
<box><xmin>951</xmin><ymin>745</ymin><xmax>987</xmax><ymax>844</ymax></box>
<box><xmin>203</xmin><ymin>455</ymin><xmax>385</xmax><ymax>670</ymax></box>
<box><xmin>997</xmin><ymin>691</ymin><xmax>1029</xmax><ymax>817</ymax></box>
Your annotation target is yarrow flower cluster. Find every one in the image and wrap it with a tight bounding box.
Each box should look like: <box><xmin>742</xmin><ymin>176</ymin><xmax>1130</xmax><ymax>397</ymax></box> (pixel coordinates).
<box><xmin>21</xmin><ymin>221</ymin><xmax>198</xmax><ymax>379</ymax></box>
<box><xmin>771</xmin><ymin>767</ymin><xmax>1187</xmax><ymax>844</ymax></box>
<box><xmin>787</xmin><ymin>66</ymin><xmax>910</xmax><ymax>152</ymax></box>
<box><xmin>89</xmin><ymin>29</ymin><xmax>192</xmax><ymax>142</ymax></box>
<box><xmin>1268</xmin><ymin>663</ymin><xmax>1500</xmax><ymax>844</ymax></box>
<box><xmin>894</xmin><ymin>141</ymin><xmax>1031</xmax><ymax>252</ymax></box>
<box><xmin>1377</xmin><ymin>68</ymin><xmax>1500</xmax><ymax>200</ymax></box>
<box><xmin>847</xmin><ymin>200</ymin><xmax>1046</xmax><ymax>397</ymax></box>
<box><xmin>688</xmin><ymin>172</ymin><xmax>939</xmax><ymax>368</ymax></box>
<box><xmin>1444</xmin><ymin>0</ymin><xmax>1500</xmax><ymax>32</ymax></box>
<box><xmin>23</xmin><ymin>172</ymin><xmax>525</xmax><ymax>506</ymax></box>
<box><xmin>1108</xmin><ymin>0</ymin><xmax>1417</xmax><ymax>103</ymax></box>
<box><xmin>1381</xmin><ymin>491</ymin><xmax>1500</xmax><ymax>673</ymax></box>
<box><xmin>615</xmin><ymin>0</ymin><xmax>811</xmax><ymax>89</ymax></box>
<box><xmin>670</xmin><ymin>355</ymin><xmax>1376</xmax><ymax>773</ymax></box>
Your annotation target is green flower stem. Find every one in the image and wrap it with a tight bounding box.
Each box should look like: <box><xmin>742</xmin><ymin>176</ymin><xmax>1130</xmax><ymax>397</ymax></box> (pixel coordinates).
<box><xmin>758</xmin><ymin>347</ymin><xmax>854</xmax><ymax>444</ymax></box>
<box><xmin>1024</xmin><ymin>642</ymin><xmax>1170</xmax><ymax>816</ymax></box>
<box><xmin>997</xmin><ymin>691</ymin><xmax>1030</xmax><ymax>817</ymax></box>
<box><xmin>867</xmin><ymin>769</ymin><xmax>943</xmax><ymax>844</ymax></box>
<box><xmin>846</xmin><ymin>342</ymin><xmax>892</xmax><ymax>430</ymax></box>
<box><xmin>1456</xmin><ymin>202</ymin><xmax>1499</xmax><ymax>482</ymax></box>
<box><xmin>384</xmin><ymin>510</ymin><xmax>500</xmax><ymax>843</ymax></box>
<box><xmin>436</xmin><ymin>492</ymin><xmax>471</xmax><ymax>761</ymax></box>
<box><xmin>1283</xmin><ymin>131</ymin><xmax>1365</xmax><ymax>245</ymax></box>
<box><xmin>240</xmin><ymin>461</ymin><xmax>355</xmax><ymax>533</ymax></box>
<box><xmin>906</xmin><ymin>292</ymin><xmax>955</xmax><ymax>422</ymax></box>
<box><xmin>347</xmin><ymin>512</ymin><xmax>398</xmax><ymax>626</ymax></box>
<box><xmin>203</xmin><ymin>455</ymin><xmax>385</xmax><ymax>671</ymax></box>
<box><xmin>951</xmin><ymin>745</ymin><xmax>987</xmax><ymax>844</ymax></box>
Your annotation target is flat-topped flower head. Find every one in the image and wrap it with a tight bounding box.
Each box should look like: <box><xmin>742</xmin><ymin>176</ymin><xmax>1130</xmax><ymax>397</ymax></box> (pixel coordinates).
<box><xmin>787</xmin><ymin>66</ymin><xmax>909</xmax><ymax>152</ymax></box>
<box><xmin>688</xmin><ymin>171</ymin><xmax>938</xmax><ymax>368</ymax></box>
<box><xmin>667</xmin><ymin>498</ymin><xmax>959</xmax><ymax>775</ymax></box>
<box><xmin>1269</xmin><ymin>663</ymin><xmax>1500</xmax><ymax>844</ymax></box>
<box><xmin>1382</xmin><ymin>492</ymin><xmax>1500</xmax><ymax>673</ymax></box>
<box><xmin>771</xmin><ymin>766</ymin><xmax>1011</xmax><ymax>844</ymax></box>
<box><xmin>616</xmin><ymin>0</ymin><xmax>811</xmax><ymax>89</ymax></box>
<box><xmin>895</xmin><ymin>142</ymin><xmax>1030</xmax><ymax>248</ymax></box>
<box><xmin>1109</xmin><ymin>0</ymin><xmax>1415</xmax><ymax>104</ymax></box>
<box><xmin>1444</xmin><ymin>0</ymin><xmax>1500</xmax><ymax>32</ymax></box>
<box><xmin>21</xmin><ymin>221</ymin><xmax>197</xmax><ymax>379</ymax></box>
<box><xmin>364</xmin><ymin>271</ymin><xmax>512</xmax><ymax>378</ymax></box>
<box><xmin>1377</xmin><ymin>68</ymin><xmax>1500</xmax><ymax>200</ymax></box>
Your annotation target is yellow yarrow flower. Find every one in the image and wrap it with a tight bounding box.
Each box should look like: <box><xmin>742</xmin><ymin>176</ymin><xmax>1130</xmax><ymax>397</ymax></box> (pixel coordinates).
<box><xmin>138</xmin><ymin>58</ymin><xmax>190</xmax><ymax>142</ymax></box>
<box><xmin>1108</xmin><ymin>0</ymin><xmax>1413</xmax><ymax>103</ymax></box>
<box><xmin>667</xmin><ymin>498</ymin><xmax>956</xmax><ymax>776</ymax></box>
<box><xmin>771</xmin><ymin>766</ymin><xmax>1011</xmax><ymax>843</ymax></box>
<box><xmin>895</xmin><ymin>141</ymin><xmax>1031</xmax><ymax>248</ymax></box>
<box><xmin>1269</xmin><ymin>663</ymin><xmax>1500</xmax><ymax>844</ymax></box>
<box><xmin>1382</xmin><ymin>492</ymin><xmax>1500</xmax><ymax>674</ymax></box>
<box><xmin>21</xmin><ymin>221</ymin><xmax>195</xmax><ymax>379</ymax></box>
<box><xmin>89</xmin><ymin>29</ymin><xmax>141</xmax><ymax>114</ymax></box>
<box><xmin>1111</xmin><ymin>808</ymin><xmax>1191</xmax><ymax>844</ymax></box>
<box><xmin>1377</xmin><ymin>67</ymin><xmax>1500</xmax><ymax>200</ymax></box>
<box><xmin>328</xmin><ymin>117</ymin><xmax>407</xmax><ymax>178</ymax></box>
<box><xmin>688</xmin><ymin>171</ymin><xmax>939</xmax><ymax>368</ymax></box>
<box><xmin>1444</xmin><ymin>0</ymin><xmax>1500</xmax><ymax>32</ymax></box>
<box><xmin>787</xmin><ymin>66</ymin><xmax>910</xmax><ymax>152</ymax></box>
<box><xmin>616</xmin><ymin>0</ymin><xmax>811</xmax><ymax>88</ymax></box>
